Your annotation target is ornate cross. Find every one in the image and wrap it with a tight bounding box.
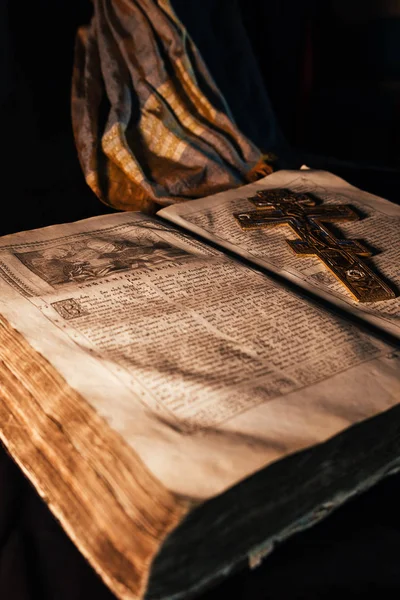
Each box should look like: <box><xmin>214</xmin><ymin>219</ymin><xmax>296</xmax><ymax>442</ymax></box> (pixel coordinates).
<box><xmin>234</xmin><ymin>188</ymin><xmax>395</xmax><ymax>302</ymax></box>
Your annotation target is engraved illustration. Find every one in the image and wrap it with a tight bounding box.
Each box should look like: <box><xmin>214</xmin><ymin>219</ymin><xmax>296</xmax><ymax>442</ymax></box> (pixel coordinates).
<box><xmin>234</xmin><ymin>188</ymin><xmax>396</xmax><ymax>302</ymax></box>
<box><xmin>14</xmin><ymin>237</ymin><xmax>192</xmax><ymax>286</ymax></box>
<box><xmin>51</xmin><ymin>298</ymin><xmax>86</xmax><ymax>320</ymax></box>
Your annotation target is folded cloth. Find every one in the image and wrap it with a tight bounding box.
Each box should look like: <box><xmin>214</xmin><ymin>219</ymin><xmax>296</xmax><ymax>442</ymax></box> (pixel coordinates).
<box><xmin>72</xmin><ymin>0</ymin><xmax>274</xmax><ymax>212</ymax></box>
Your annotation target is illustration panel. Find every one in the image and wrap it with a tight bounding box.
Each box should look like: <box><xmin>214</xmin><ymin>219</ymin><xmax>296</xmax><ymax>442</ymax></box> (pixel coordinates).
<box><xmin>14</xmin><ymin>236</ymin><xmax>192</xmax><ymax>286</ymax></box>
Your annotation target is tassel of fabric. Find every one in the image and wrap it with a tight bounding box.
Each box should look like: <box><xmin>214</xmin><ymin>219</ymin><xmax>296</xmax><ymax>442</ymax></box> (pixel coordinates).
<box><xmin>245</xmin><ymin>155</ymin><xmax>275</xmax><ymax>183</ymax></box>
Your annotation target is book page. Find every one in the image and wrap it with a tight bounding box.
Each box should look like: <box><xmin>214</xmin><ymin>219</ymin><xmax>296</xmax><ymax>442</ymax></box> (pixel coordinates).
<box><xmin>159</xmin><ymin>169</ymin><xmax>400</xmax><ymax>339</ymax></box>
<box><xmin>0</xmin><ymin>211</ymin><xmax>398</xmax><ymax>500</ymax></box>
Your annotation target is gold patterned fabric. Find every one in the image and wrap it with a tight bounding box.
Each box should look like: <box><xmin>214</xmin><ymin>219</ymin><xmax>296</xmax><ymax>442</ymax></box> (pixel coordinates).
<box><xmin>72</xmin><ymin>0</ymin><xmax>273</xmax><ymax>212</ymax></box>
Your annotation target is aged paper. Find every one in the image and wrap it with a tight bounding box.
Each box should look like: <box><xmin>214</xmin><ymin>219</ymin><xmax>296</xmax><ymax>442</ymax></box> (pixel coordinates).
<box><xmin>0</xmin><ymin>210</ymin><xmax>398</xmax><ymax>499</ymax></box>
<box><xmin>159</xmin><ymin>169</ymin><xmax>400</xmax><ymax>339</ymax></box>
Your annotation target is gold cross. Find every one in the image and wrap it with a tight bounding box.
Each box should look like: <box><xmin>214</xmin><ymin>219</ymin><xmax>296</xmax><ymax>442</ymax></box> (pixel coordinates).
<box><xmin>234</xmin><ymin>188</ymin><xmax>395</xmax><ymax>302</ymax></box>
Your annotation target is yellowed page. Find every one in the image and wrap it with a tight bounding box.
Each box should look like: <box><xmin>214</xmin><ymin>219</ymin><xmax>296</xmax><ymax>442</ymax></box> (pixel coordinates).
<box><xmin>0</xmin><ymin>210</ymin><xmax>398</xmax><ymax>501</ymax></box>
<box><xmin>159</xmin><ymin>169</ymin><xmax>400</xmax><ymax>339</ymax></box>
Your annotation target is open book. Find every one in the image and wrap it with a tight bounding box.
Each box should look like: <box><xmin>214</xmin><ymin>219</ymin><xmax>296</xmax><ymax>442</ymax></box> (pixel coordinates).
<box><xmin>0</xmin><ymin>170</ymin><xmax>399</xmax><ymax>599</ymax></box>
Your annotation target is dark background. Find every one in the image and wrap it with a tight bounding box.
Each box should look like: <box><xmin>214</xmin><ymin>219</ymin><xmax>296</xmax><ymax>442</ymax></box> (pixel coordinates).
<box><xmin>1</xmin><ymin>1</ymin><xmax>400</xmax><ymax>598</ymax></box>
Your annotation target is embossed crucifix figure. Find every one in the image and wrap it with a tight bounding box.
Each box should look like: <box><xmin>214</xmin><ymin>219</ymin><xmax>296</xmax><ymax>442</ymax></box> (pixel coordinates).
<box><xmin>234</xmin><ymin>188</ymin><xmax>395</xmax><ymax>302</ymax></box>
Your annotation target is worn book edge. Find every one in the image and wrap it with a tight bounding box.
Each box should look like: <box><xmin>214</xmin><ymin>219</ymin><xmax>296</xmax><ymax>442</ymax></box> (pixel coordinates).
<box><xmin>0</xmin><ymin>314</ymin><xmax>191</xmax><ymax>600</ymax></box>
<box><xmin>147</xmin><ymin>401</ymin><xmax>400</xmax><ymax>599</ymax></box>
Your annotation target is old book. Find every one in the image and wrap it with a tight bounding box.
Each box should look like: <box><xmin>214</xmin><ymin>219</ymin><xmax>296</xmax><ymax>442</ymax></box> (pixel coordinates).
<box><xmin>0</xmin><ymin>169</ymin><xmax>399</xmax><ymax>600</ymax></box>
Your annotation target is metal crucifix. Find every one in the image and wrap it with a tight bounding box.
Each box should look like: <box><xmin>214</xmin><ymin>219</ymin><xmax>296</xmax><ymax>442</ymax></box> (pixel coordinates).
<box><xmin>234</xmin><ymin>188</ymin><xmax>395</xmax><ymax>302</ymax></box>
